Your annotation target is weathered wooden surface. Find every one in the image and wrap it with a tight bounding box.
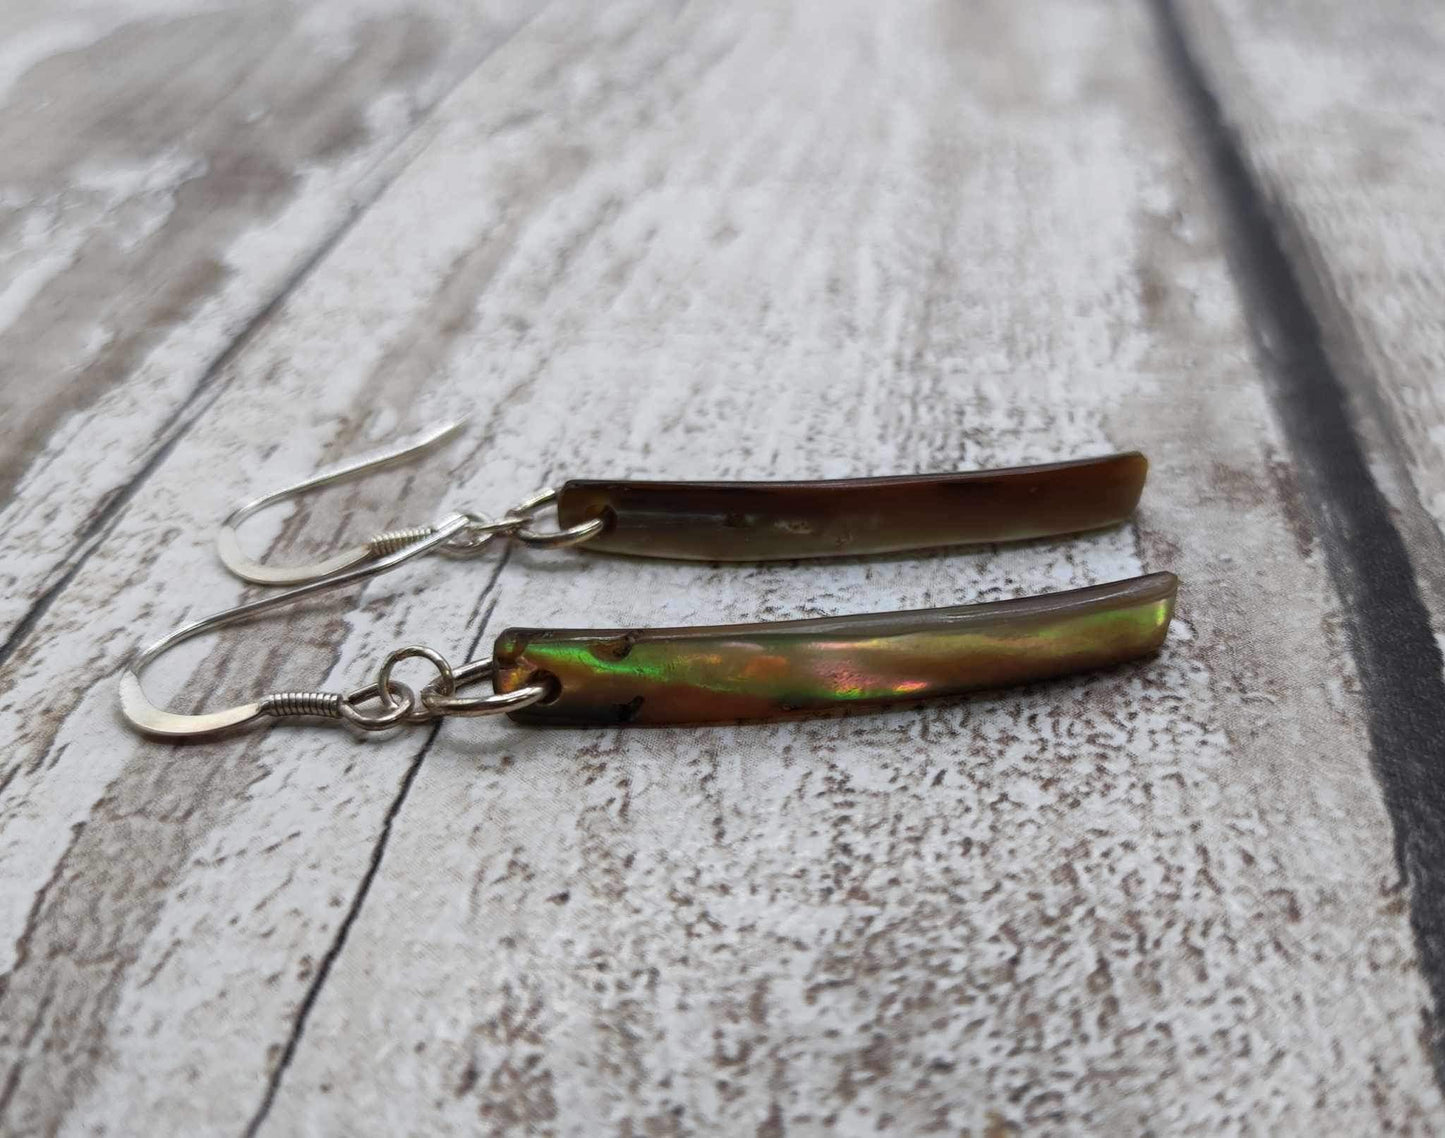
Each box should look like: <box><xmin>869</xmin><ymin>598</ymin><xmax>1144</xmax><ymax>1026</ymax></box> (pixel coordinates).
<box><xmin>2</xmin><ymin>0</ymin><xmax>1444</xmax><ymax>1133</ymax></box>
<box><xmin>1172</xmin><ymin>0</ymin><xmax>1445</xmax><ymax>1088</ymax></box>
<box><xmin>0</xmin><ymin>0</ymin><xmax>539</xmax><ymax>642</ymax></box>
<box><xmin>1179</xmin><ymin>0</ymin><xmax>1445</xmax><ymax>603</ymax></box>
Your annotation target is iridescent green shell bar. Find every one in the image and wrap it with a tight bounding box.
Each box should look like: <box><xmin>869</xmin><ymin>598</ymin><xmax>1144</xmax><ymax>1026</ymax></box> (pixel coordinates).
<box><xmin>555</xmin><ymin>452</ymin><xmax>1147</xmax><ymax>561</ymax></box>
<box><xmin>494</xmin><ymin>572</ymin><xmax>1178</xmax><ymax>726</ymax></box>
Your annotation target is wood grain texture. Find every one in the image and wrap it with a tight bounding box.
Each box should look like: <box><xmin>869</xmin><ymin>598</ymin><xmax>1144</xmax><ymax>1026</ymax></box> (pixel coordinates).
<box><xmin>1176</xmin><ymin>0</ymin><xmax>1445</xmax><ymax>627</ymax></box>
<box><xmin>0</xmin><ymin>0</ymin><xmax>1441</xmax><ymax>1134</ymax></box>
<box><xmin>0</xmin><ymin>0</ymin><xmax>540</xmax><ymax>643</ymax></box>
<box><xmin>1170</xmin><ymin>0</ymin><xmax>1445</xmax><ymax>1081</ymax></box>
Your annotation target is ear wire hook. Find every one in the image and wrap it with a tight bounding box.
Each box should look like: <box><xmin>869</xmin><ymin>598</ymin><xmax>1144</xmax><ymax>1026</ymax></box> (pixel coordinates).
<box><xmin>216</xmin><ymin>418</ymin><xmax>603</xmax><ymax>586</ymax></box>
<box><xmin>120</xmin><ymin>512</ymin><xmax>555</xmax><ymax>738</ymax></box>
<box><xmin>217</xmin><ymin>418</ymin><xmax>468</xmax><ymax>585</ymax></box>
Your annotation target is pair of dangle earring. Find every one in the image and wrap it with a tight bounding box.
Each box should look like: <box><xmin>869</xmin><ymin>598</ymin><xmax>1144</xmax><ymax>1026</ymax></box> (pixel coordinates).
<box><xmin>121</xmin><ymin>420</ymin><xmax>1178</xmax><ymax>738</ymax></box>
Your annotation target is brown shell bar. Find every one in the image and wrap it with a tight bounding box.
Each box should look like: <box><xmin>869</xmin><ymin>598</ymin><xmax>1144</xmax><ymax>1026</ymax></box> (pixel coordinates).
<box><xmin>493</xmin><ymin>572</ymin><xmax>1178</xmax><ymax>726</ymax></box>
<box><xmin>555</xmin><ymin>452</ymin><xmax>1147</xmax><ymax>561</ymax></box>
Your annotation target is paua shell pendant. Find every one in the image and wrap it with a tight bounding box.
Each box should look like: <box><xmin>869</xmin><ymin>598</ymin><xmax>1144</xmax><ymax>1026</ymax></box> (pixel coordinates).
<box><xmin>557</xmin><ymin>453</ymin><xmax>1147</xmax><ymax>560</ymax></box>
<box><xmin>494</xmin><ymin>573</ymin><xmax>1178</xmax><ymax>725</ymax></box>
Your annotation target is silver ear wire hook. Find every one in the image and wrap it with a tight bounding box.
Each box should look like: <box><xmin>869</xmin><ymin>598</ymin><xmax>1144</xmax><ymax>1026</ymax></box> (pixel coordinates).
<box><xmin>120</xmin><ymin>512</ymin><xmax>556</xmax><ymax>738</ymax></box>
<box><xmin>216</xmin><ymin>418</ymin><xmax>603</xmax><ymax>586</ymax></box>
<box><xmin>217</xmin><ymin>418</ymin><xmax>469</xmax><ymax>585</ymax></box>
<box><xmin>122</xmin><ymin>417</ymin><xmax>597</xmax><ymax>738</ymax></box>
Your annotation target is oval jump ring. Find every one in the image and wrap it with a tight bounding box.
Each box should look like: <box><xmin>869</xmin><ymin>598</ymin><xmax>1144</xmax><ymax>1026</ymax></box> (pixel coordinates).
<box><xmin>509</xmin><ymin>489</ymin><xmax>606</xmax><ymax>549</ymax></box>
<box><xmin>421</xmin><ymin>677</ymin><xmax>556</xmax><ymax>717</ymax></box>
<box><xmin>340</xmin><ymin>680</ymin><xmax>418</xmax><ymax>730</ymax></box>
<box><xmin>439</xmin><ymin>513</ymin><xmax>512</xmax><ymax>559</ymax></box>
<box><xmin>375</xmin><ymin>646</ymin><xmax>455</xmax><ymax>722</ymax></box>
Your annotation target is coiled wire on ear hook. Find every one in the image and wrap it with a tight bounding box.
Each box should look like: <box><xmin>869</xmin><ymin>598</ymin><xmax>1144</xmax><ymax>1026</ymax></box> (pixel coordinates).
<box><xmin>216</xmin><ymin>418</ymin><xmax>604</xmax><ymax>587</ymax></box>
<box><xmin>120</xmin><ymin>417</ymin><xmax>599</xmax><ymax>739</ymax></box>
<box><xmin>119</xmin><ymin>513</ymin><xmax>557</xmax><ymax>738</ymax></box>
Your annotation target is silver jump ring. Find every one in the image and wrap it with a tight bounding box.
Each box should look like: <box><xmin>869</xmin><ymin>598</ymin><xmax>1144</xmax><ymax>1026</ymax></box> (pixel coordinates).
<box><xmin>340</xmin><ymin>679</ymin><xmax>418</xmax><ymax>730</ymax></box>
<box><xmin>419</xmin><ymin>657</ymin><xmax>558</xmax><ymax>717</ymax></box>
<box><xmin>421</xmin><ymin>679</ymin><xmax>555</xmax><ymax>717</ymax></box>
<box><xmin>516</xmin><ymin>516</ymin><xmax>605</xmax><ymax>548</ymax></box>
<box><xmin>510</xmin><ymin>488</ymin><xmax>607</xmax><ymax>549</ymax></box>
<box><xmin>378</xmin><ymin>645</ymin><xmax>455</xmax><ymax>702</ymax></box>
<box><xmin>439</xmin><ymin>513</ymin><xmax>526</xmax><ymax>559</ymax></box>
<box><xmin>364</xmin><ymin>644</ymin><xmax>453</xmax><ymax>724</ymax></box>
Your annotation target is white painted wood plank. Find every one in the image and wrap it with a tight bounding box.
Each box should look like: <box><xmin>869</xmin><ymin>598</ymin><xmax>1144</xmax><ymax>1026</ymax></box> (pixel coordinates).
<box><xmin>0</xmin><ymin>0</ymin><xmax>1439</xmax><ymax>1133</ymax></box>
<box><xmin>0</xmin><ymin>0</ymin><xmax>541</xmax><ymax>642</ymax></box>
<box><xmin>1178</xmin><ymin>0</ymin><xmax>1445</xmax><ymax>623</ymax></box>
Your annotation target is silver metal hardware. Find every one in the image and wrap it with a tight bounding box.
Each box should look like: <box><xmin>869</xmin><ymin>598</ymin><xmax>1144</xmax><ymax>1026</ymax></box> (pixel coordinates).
<box><xmin>120</xmin><ymin>519</ymin><xmax>556</xmax><ymax>737</ymax></box>
<box><xmin>216</xmin><ymin>418</ymin><xmax>603</xmax><ymax>587</ymax></box>
<box><xmin>119</xmin><ymin>416</ymin><xmax>595</xmax><ymax>739</ymax></box>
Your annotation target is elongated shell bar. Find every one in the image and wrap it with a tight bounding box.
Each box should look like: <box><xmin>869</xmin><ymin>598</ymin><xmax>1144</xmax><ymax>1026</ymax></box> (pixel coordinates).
<box><xmin>556</xmin><ymin>453</ymin><xmax>1148</xmax><ymax>561</ymax></box>
<box><xmin>494</xmin><ymin>572</ymin><xmax>1178</xmax><ymax>725</ymax></box>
